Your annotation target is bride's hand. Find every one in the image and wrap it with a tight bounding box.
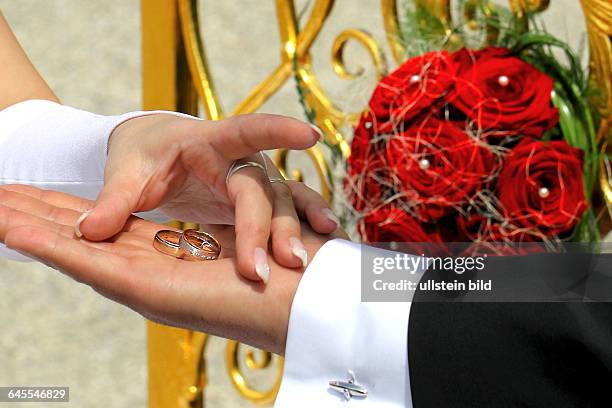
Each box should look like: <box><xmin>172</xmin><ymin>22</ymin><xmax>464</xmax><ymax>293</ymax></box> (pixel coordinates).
<box><xmin>0</xmin><ymin>185</ymin><xmax>345</xmax><ymax>354</ymax></box>
<box><xmin>78</xmin><ymin>113</ymin><xmax>338</xmax><ymax>282</ymax></box>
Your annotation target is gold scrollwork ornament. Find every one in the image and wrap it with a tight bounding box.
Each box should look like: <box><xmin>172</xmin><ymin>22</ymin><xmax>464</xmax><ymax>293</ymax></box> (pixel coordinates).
<box><xmin>225</xmin><ymin>341</ymin><xmax>283</xmax><ymax>405</ymax></box>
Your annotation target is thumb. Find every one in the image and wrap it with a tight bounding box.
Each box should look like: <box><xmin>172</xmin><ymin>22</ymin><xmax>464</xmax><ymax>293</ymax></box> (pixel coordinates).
<box><xmin>77</xmin><ymin>176</ymin><xmax>143</xmax><ymax>241</ymax></box>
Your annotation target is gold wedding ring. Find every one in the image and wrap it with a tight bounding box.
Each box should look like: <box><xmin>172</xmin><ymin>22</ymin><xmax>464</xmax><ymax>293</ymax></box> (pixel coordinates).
<box><xmin>153</xmin><ymin>230</ymin><xmax>182</xmax><ymax>257</ymax></box>
<box><xmin>153</xmin><ymin>229</ymin><xmax>221</xmax><ymax>261</ymax></box>
<box><xmin>179</xmin><ymin>229</ymin><xmax>221</xmax><ymax>261</ymax></box>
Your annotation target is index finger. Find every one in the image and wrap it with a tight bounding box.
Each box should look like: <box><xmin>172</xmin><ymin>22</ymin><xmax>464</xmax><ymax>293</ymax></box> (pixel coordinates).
<box><xmin>207</xmin><ymin>114</ymin><xmax>322</xmax><ymax>161</ymax></box>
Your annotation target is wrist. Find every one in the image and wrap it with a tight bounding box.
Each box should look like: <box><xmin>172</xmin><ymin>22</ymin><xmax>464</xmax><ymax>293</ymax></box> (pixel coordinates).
<box><xmin>268</xmin><ymin>236</ymin><xmax>343</xmax><ymax>355</ymax></box>
<box><xmin>107</xmin><ymin>113</ymin><xmax>165</xmax><ymax>156</ymax></box>
<box><xmin>107</xmin><ymin>111</ymin><xmax>200</xmax><ymax>157</ymax></box>
<box><xmin>0</xmin><ymin>100</ymin><xmax>148</xmax><ymax>195</ymax></box>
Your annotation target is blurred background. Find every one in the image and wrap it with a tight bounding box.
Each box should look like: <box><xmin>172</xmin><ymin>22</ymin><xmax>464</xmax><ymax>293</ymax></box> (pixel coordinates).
<box><xmin>0</xmin><ymin>0</ymin><xmax>588</xmax><ymax>407</ymax></box>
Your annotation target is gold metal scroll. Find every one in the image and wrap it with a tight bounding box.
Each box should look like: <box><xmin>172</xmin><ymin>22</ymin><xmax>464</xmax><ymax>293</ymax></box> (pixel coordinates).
<box><xmin>225</xmin><ymin>341</ymin><xmax>284</xmax><ymax>405</ymax></box>
<box><xmin>581</xmin><ymin>0</ymin><xmax>612</xmax><ymax>121</ymax></box>
<box><xmin>332</xmin><ymin>29</ymin><xmax>388</xmax><ymax>81</ymax></box>
<box><xmin>581</xmin><ymin>0</ymin><xmax>612</xmax><ymax>214</ymax></box>
<box><xmin>508</xmin><ymin>0</ymin><xmax>550</xmax><ymax>19</ymax></box>
<box><xmin>177</xmin><ymin>0</ymin><xmax>223</xmax><ymax>120</ymax></box>
<box><xmin>381</xmin><ymin>0</ymin><xmax>406</xmax><ymax>64</ymax></box>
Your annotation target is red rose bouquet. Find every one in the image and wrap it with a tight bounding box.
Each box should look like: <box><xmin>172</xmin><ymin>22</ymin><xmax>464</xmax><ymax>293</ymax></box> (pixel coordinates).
<box><xmin>340</xmin><ymin>38</ymin><xmax>602</xmax><ymax>247</ymax></box>
<box><xmin>287</xmin><ymin>3</ymin><xmax>610</xmax><ymax>249</ymax></box>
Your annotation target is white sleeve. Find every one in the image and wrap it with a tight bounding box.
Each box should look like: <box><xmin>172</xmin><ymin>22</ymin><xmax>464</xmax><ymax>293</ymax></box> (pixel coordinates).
<box><xmin>0</xmin><ymin>100</ymin><xmax>148</xmax><ymax>198</ymax></box>
<box><xmin>275</xmin><ymin>239</ymin><xmax>413</xmax><ymax>408</ymax></box>
<box><xmin>0</xmin><ymin>99</ymin><xmax>191</xmax><ymax>261</ymax></box>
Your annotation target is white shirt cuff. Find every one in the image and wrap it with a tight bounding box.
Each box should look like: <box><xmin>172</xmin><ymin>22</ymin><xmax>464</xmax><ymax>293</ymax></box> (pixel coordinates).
<box><xmin>275</xmin><ymin>239</ymin><xmax>413</xmax><ymax>407</ymax></box>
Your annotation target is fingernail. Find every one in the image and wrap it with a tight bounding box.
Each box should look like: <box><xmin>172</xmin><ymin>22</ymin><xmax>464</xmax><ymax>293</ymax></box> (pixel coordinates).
<box><xmin>321</xmin><ymin>208</ymin><xmax>339</xmax><ymax>227</ymax></box>
<box><xmin>309</xmin><ymin>123</ymin><xmax>324</xmax><ymax>142</ymax></box>
<box><xmin>74</xmin><ymin>210</ymin><xmax>92</xmax><ymax>238</ymax></box>
<box><xmin>289</xmin><ymin>237</ymin><xmax>308</xmax><ymax>267</ymax></box>
<box><xmin>254</xmin><ymin>247</ymin><xmax>270</xmax><ymax>284</ymax></box>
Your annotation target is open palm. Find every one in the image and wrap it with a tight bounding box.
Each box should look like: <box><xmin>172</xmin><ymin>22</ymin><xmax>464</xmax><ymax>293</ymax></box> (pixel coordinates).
<box><xmin>0</xmin><ymin>184</ymin><xmax>338</xmax><ymax>354</ymax></box>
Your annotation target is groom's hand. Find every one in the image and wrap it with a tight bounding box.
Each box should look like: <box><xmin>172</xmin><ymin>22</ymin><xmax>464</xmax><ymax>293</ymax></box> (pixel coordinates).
<box><xmin>0</xmin><ymin>184</ymin><xmax>342</xmax><ymax>354</ymax></box>
<box><xmin>78</xmin><ymin>113</ymin><xmax>339</xmax><ymax>283</ymax></box>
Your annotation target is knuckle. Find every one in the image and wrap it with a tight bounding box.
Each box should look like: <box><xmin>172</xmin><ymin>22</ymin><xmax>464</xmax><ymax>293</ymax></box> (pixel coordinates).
<box><xmin>234</xmin><ymin>118</ymin><xmax>258</xmax><ymax>151</ymax></box>
<box><xmin>298</xmin><ymin>182</ymin><xmax>323</xmax><ymax>199</ymax></box>
<box><xmin>273</xmin><ymin>222</ymin><xmax>299</xmax><ymax>239</ymax></box>
<box><xmin>234</xmin><ymin>183</ymin><xmax>273</xmax><ymax>207</ymax></box>
<box><xmin>273</xmin><ymin>184</ymin><xmax>293</xmax><ymax>201</ymax></box>
<box><xmin>242</xmin><ymin>221</ymin><xmax>268</xmax><ymax>238</ymax></box>
<box><xmin>271</xmin><ymin>209</ymin><xmax>300</xmax><ymax>229</ymax></box>
<box><xmin>249</xmin><ymin>167</ymin><xmax>270</xmax><ymax>185</ymax></box>
<box><xmin>305</xmin><ymin>201</ymin><xmax>323</xmax><ymax>219</ymax></box>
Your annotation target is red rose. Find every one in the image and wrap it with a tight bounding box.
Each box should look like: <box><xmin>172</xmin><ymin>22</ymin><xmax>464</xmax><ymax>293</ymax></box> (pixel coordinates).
<box><xmin>368</xmin><ymin>50</ymin><xmax>455</xmax><ymax>133</ymax></box>
<box><xmin>497</xmin><ymin>139</ymin><xmax>587</xmax><ymax>235</ymax></box>
<box><xmin>450</xmin><ymin>47</ymin><xmax>559</xmax><ymax>138</ymax></box>
<box><xmin>386</xmin><ymin>119</ymin><xmax>498</xmax><ymax>221</ymax></box>
<box><xmin>359</xmin><ymin>207</ymin><xmax>441</xmax><ymax>243</ymax></box>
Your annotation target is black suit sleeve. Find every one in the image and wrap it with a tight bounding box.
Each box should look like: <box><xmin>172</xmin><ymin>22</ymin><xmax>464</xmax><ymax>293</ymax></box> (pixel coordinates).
<box><xmin>407</xmin><ymin>254</ymin><xmax>612</xmax><ymax>408</ymax></box>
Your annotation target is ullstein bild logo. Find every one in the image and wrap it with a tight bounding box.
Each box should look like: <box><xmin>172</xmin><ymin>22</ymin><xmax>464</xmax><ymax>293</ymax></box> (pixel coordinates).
<box><xmin>418</xmin><ymin>278</ymin><xmax>491</xmax><ymax>291</ymax></box>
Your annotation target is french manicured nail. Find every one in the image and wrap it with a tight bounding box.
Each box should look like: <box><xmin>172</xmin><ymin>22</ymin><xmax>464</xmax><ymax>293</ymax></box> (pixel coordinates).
<box><xmin>321</xmin><ymin>208</ymin><xmax>339</xmax><ymax>227</ymax></box>
<box><xmin>309</xmin><ymin>124</ymin><xmax>324</xmax><ymax>142</ymax></box>
<box><xmin>254</xmin><ymin>247</ymin><xmax>270</xmax><ymax>283</ymax></box>
<box><xmin>74</xmin><ymin>210</ymin><xmax>92</xmax><ymax>238</ymax></box>
<box><xmin>289</xmin><ymin>237</ymin><xmax>308</xmax><ymax>267</ymax></box>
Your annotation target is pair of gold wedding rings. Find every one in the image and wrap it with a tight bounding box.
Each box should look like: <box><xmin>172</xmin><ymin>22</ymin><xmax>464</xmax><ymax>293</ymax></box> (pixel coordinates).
<box><xmin>153</xmin><ymin>229</ymin><xmax>221</xmax><ymax>261</ymax></box>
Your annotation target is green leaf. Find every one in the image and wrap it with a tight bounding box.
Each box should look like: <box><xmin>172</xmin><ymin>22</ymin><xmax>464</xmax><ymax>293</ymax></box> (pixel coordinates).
<box><xmin>573</xmin><ymin>208</ymin><xmax>600</xmax><ymax>243</ymax></box>
<box><xmin>551</xmin><ymin>89</ymin><xmax>580</xmax><ymax>148</ymax></box>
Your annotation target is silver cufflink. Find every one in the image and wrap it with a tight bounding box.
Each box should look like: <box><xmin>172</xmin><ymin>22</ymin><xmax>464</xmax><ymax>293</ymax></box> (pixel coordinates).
<box><xmin>329</xmin><ymin>370</ymin><xmax>368</xmax><ymax>401</ymax></box>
